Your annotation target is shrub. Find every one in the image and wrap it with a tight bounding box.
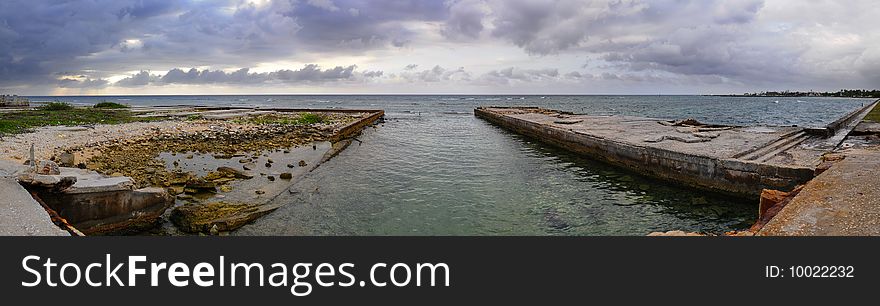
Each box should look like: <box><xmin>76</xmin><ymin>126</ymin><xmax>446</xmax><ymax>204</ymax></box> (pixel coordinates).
<box><xmin>94</xmin><ymin>101</ymin><xmax>129</xmax><ymax>109</ymax></box>
<box><xmin>297</xmin><ymin>112</ymin><xmax>324</xmax><ymax>125</ymax></box>
<box><xmin>39</xmin><ymin>102</ymin><xmax>74</xmax><ymax>111</ymax></box>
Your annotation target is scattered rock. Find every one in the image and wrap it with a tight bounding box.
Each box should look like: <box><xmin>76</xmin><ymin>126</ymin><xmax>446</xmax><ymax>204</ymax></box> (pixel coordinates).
<box><xmin>58</xmin><ymin>152</ymin><xmax>75</xmax><ymax>167</ymax></box>
<box><xmin>209</xmin><ymin>224</ymin><xmax>219</xmax><ymax>235</ymax></box>
<box><xmin>185</xmin><ymin>178</ymin><xmax>217</xmax><ymax>192</ymax></box>
<box><xmin>217</xmin><ymin>166</ymin><xmax>254</xmax><ymax>179</ymax></box>
<box><xmin>238</xmin><ymin>158</ymin><xmax>250</xmax><ymax>163</ymax></box>
<box><xmin>267</xmin><ymin>175</ymin><xmax>275</xmax><ymax>181</ymax></box>
<box><xmin>36</xmin><ymin>160</ymin><xmax>61</xmax><ymax>175</ymax></box>
<box><xmin>255</xmin><ymin>189</ymin><xmax>266</xmax><ymax>195</ymax></box>
<box><xmin>267</xmin><ymin>158</ymin><xmax>274</xmax><ymax>163</ymax></box>
<box><xmin>168</xmin><ymin>186</ymin><xmax>185</xmax><ymax>195</ymax></box>
<box><xmin>243</xmin><ymin>164</ymin><xmax>253</xmax><ymax>171</ymax></box>
<box><xmin>287</xmin><ymin>164</ymin><xmax>295</xmax><ymax>168</ymax></box>
<box><xmin>265</xmin><ymin>162</ymin><xmax>272</xmax><ymax>168</ymax></box>
<box><xmin>298</xmin><ymin>160</ymin><xmax>307</xmax><ymax>167</ymax></box>
<box><xmin>279</xmin><ymin>173</ymin><xmax>292</xmax><ymax>180</ymax></box>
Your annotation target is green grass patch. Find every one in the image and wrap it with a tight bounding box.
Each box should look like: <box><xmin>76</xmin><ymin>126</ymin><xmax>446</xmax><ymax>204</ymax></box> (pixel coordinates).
<box><xmin>94</xmin><ymin>101</ymin><xmax>130</xmax><ymax>109</ymax></box>
<box><xmin>236</xmin><ymin>113</ymin><xmax>326</xmax><ymax>126</ymax></box>
<box><xmin>39</xmin><ymin>102</ymin><xmax>74</xmax><ymax>111</ymax></box>
<box><xmin>864</xmin><ymin>106</ymin><xmax>880</xmax><ymax>123</ymax></box>
<box><xmin>185</xmin><ymin>114</ymin><xmax>204</xmax><ymax>121</ymax></box>
<box><xmin>0</xmin><ymin>107</ymin><xmax>160</xmax><ymax>135</ymax></box>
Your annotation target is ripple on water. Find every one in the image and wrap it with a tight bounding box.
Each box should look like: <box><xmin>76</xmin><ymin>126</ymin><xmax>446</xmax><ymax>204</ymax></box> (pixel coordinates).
<box><xmin>237</xmin><ymin>113</ymin><xmax>757</xmax><ymax>236</ymax></box>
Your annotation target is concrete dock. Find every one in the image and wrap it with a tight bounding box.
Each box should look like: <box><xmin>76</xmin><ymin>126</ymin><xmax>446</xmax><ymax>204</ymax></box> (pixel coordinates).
<box><xmin>476</xmin><ymin>108</ymin><xmax>807</xmax><ymax>196</ymax></box>
<box><xmin>475</xmin><ymin>101</ymin><xmax>877</xmax><ymax>197</ymax></box>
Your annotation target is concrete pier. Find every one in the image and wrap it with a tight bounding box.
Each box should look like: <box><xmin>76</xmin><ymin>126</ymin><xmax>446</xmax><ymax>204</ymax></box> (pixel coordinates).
<box><xmin>475</xmin><ymin>103</ymin><xmax>876</xmax><ymax>197</ymax></box>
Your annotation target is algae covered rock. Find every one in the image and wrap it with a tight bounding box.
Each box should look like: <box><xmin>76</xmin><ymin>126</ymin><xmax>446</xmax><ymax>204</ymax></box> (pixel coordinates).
<box><xmin>170</xmin><ymin>201</ymin><xmax>278</xmax><ymax>233</ymax></box>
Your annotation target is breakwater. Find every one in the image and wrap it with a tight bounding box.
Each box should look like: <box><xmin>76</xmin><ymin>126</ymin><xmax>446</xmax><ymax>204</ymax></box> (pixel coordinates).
<box><xmin>475</xmin><ymin>102</ymin><xmax>877</xmax><ymax>197</ymax></box>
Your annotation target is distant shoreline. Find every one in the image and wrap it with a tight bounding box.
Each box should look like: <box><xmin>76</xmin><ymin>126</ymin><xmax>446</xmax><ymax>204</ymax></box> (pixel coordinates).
<box><xmin>710</xmin><ymin>89</ymin><xmax>880</xmax><ymax>99</ymax></box>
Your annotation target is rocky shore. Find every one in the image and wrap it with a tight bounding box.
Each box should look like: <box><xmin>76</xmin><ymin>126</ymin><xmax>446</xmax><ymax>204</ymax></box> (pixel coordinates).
<box><xmin>0</xmin><ymin>107</ymin><xmax>383</xmax><ymax>235</ymax></box>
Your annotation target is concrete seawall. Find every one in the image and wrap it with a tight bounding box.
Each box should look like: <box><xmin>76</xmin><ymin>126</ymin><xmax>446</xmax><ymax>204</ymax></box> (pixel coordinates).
<box><xmin>475</xmin><ymin>107</ymin><xmax>822</xmax><ymax>197</ymax></box>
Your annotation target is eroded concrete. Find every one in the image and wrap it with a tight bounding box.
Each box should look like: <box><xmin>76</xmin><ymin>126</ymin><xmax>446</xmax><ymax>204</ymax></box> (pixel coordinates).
<box><xmin>758</xmin><ymin>148</ymin><xmax>880</xmax><ymax>236</ymax></box>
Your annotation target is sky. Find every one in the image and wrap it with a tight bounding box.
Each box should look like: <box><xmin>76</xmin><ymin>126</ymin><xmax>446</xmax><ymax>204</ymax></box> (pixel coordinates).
<box><xmin>0</xmin><ymin>0</ymin><xmax>878</xmax><ymax>95</ymax></box>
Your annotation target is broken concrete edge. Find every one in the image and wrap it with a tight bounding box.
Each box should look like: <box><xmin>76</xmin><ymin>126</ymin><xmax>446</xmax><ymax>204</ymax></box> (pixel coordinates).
<box><xmin>475</xmin><ymin>107</ymin><xmax>813</xmax><ymax>198</ymax></box>
<box><xmin>749</xmin><ymin>185</ymin><xmax>805</xmax><ymax>232</ymax></box>
<box><xmin>21</xmin><ymin>167</ymin><xmax>174</xmax><ymax>235</ymax></box>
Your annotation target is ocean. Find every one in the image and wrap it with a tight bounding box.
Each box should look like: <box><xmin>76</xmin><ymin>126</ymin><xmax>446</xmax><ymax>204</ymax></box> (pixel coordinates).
<box><xmin>32</xmin><ymin>95</ymin><xmax>871</xmax><ymax>235</ymax></box>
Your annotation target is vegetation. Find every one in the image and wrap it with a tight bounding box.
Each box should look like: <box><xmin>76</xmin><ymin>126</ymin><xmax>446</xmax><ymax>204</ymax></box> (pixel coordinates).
<box><xmin>94</xmin><ymin>101</ymin><xmax>130</xmax><ymax>109</ymax></box>
<box><xmin>732</xmin><ymin>89</ymin><xmax>880</xmax><ymax>98</ymax></box>
<box><xmin>236</xmin><ymin>112</ymin><xmax>327</xmax><ymax>126</ymax></box>
<box><xmin>864</xmin><ymin>104</ymin><xmax>880</xmax><ymax>123</ymax></box>
<box><xmin>0</xmin><ymin>106</ymin><xmax>159</xmax><ymax>135</ymax></box>
<box><xmin>185</xmin><ymin>114</ymin><xmax>203</xmax><ymax>121</ymax></box>
<box><xmin>39</xmin><ymin>101</ymin><xmax>74</xmax><ymax>111</ymax></box>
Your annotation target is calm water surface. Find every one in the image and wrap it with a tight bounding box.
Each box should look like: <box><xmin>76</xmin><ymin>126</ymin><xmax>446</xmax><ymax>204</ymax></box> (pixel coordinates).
<box><xmin>36</xmin><ymin>95</ymin><xmax>870</xmax><ymax>235</ymax></box>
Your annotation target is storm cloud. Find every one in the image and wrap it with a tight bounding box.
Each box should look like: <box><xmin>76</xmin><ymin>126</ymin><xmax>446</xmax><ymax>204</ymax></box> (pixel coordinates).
<box><xmin>112</xmin><ymin>64</ymin><xmax>379</xmax><ymax>87</ymax></box>
<box><xmin>0</xmin><ymin>0</ymin><xmax>878</xmax><ymax>94</ymax></box>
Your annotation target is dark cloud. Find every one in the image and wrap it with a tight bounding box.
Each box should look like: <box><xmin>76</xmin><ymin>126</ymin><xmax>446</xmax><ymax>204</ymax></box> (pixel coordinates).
<box><xmin>58</xmin><ymin>78</ymin><xmax>110</xmax><ymax>89</ymax></box>
<box><xmin>442</xmin><ymin>0</ymin><xmax>487</xmax><ymax>40</ymax></box>
<box><xmin>0</xmin><ymin>0</ymin><xmax>446</xmax><ymax>90</ymax></box>
<box><xmin>114</xmin><ymin>64</ymin><xmax>379</xmax><ymax>87</ymax></box>
<box><xmin>0</xmin><ymin>0</ymin><xmax>878</xmax><ymax>93</ymax></box>
<box><xmin>115</xmin><ymin>71</ymin><xmax>156</xmax><ymax>87</ymax></box>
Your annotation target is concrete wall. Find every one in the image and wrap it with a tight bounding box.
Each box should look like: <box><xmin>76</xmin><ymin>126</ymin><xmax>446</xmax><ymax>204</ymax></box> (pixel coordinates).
<box><xmin>475</xmin><ymin>108</ymin><xmax>814</xmax><ymax>197</ymax></box>
<box><xmin>331</xmin><ymin>110</ymin><xmax>385</xmax><ymax>142</ymax></box>
<box><xmin>39</xmin><ymin>187</ymin><xmax>172</xmax><ymax>235</ymax></box>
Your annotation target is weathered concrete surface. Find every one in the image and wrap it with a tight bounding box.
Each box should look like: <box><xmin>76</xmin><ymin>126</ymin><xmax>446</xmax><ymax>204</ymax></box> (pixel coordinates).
<box><xmin>0</xmin><ymin>161</ymin><xmax>68</xmax><ymax>236</ymax></box>
<box><xmin>27</xmin><ymin>167</ymin><xmax>173</xmax><ymax>235</ymax></box>
<box><xmin>758</xmin><ymin>148</ymin><xmax>880</xmax><ymax>236</ymax></box>
<box><xmin>476</xmin><ymin>107</ymin><xmax>816</xmax><ymax>197</ymax></box>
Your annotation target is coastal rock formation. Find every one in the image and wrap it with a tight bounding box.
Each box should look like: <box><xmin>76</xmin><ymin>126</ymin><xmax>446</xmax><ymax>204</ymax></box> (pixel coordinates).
<box><xmin>170</xmin><ymin>201</ymin><xmax>280</xmax><ymax>233</ymax></box>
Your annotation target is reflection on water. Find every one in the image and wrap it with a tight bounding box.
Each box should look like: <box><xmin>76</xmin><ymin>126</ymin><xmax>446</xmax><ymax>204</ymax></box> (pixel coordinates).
<box><xmin>237</xmin><ymin>112</ymin><xmax>755</xmax><ymax>236</ymax></box>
